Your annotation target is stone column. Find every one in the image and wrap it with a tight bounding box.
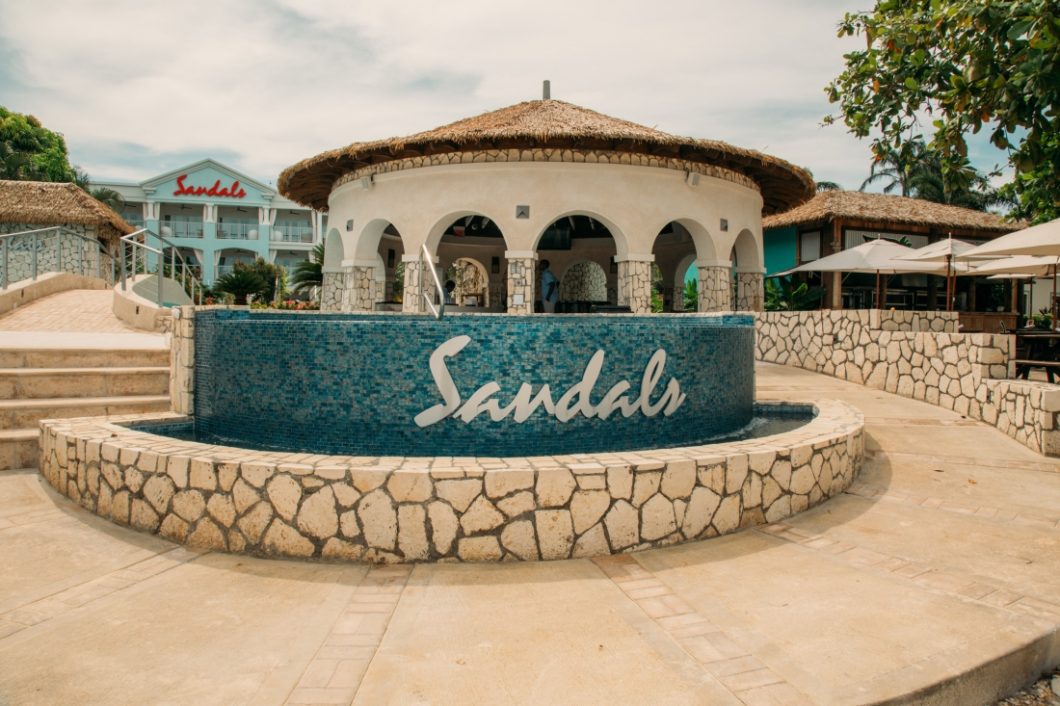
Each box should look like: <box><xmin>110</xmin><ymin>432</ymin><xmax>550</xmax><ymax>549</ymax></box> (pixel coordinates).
<box><xmin>320</xmin><ymin>269</ymin><xmax>350</xmax><ymax>312</ymax></box>
<box><xmin>735</xmin><ymin>269</ymin><xmax>765</xmax><ymax>312</ymax></box>
<box><xmin>401</xmin><ymin>255</ymin><xmax>440</xmax><ymax>313</ymax></box>
<box><xmin>505</xmin><ymin>251</ymin><xmax>536</xmax><ymax>314</ymax></box>
<box><xmin>616</xmin><ymin>256</ymin><xmax>653</xmax><ymax>314</ymax></box>
<box><xmin>698</xmin><ymin>263</ymin><xmax>732</xmax><ymax>312</ymax></box>
<box><xmin>350</xmin><ymin>265</ymin><xmax>376</xmax><ymax>312</ymax></box>
<box><xmin>672</xmin><ymin>285</ymin><xmax>686</xmax><ymax>312</ymax></box>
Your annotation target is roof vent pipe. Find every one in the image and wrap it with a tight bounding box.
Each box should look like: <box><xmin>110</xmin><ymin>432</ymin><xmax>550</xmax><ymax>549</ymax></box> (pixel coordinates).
<box><xmin>542</xmin><ymin>80</ymin><xmax>551</xmax><ymax>100</ymax></box>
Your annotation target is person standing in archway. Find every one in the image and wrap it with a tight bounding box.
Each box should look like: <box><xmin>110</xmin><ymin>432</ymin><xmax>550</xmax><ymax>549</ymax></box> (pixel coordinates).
<box><xmin>540</xmin><ymin>260</ymin><xmax>559</xmax><ymax>313</ymax></box>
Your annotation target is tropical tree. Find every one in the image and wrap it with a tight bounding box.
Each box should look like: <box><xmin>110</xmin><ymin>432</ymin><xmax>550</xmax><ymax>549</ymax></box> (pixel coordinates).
<box><xmin>291</xmin><ymin>243</ymin><xmax>324</xmax><ymax>294</ymax></box>
<box><xmin>213</xmin><ymin>267</ymin><xmax>267</xmax><ymax>305</ymax></box>
<box><xmin>683</xmin><ymin>278</ymin><xmax>698</xmax><ymax>311</ymax></box>
<box><xmin>91</xmin><ymin>187</ymin><xmax>125</xmax><ymax>212</ymax></box>
<box><xmin>765</xmin><ymin>277</ymin><xmax>825</xmax><ymax>311</ymax></box>
<box><xmin>825</xmin><ymin>0</ymin><xmax>1060</xmax><ymax>223</ymax></box>
<box><xmin>0</xmin><ymin>106</ymin><xmax>84</xmax><ymax>183</ymax></box>
<box><xmin>815</xmin><ymin>181</ymin><xmax>843</xmax><ymax>192</ymax></box>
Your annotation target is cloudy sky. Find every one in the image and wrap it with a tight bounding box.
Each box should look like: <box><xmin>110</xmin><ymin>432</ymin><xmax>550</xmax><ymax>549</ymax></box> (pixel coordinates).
<box><xmin>0</xmin><ymin>0</ymin><xmax>1007</xmax><ymax>191</ymax></box>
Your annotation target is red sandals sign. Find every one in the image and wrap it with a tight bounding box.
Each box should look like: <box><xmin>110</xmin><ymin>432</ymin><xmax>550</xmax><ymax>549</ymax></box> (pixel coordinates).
<box><xmin>172</xmin><ymin>174</ymin><xmax>247</xmax><ymax>199</ymax></box>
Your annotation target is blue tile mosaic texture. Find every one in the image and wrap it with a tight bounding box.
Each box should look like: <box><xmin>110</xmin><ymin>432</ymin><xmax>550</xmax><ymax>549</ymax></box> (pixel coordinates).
<box><xmin>192</xmin><ymin>311</ymin><xmax>756</xmax><ymax>456</ymax></box>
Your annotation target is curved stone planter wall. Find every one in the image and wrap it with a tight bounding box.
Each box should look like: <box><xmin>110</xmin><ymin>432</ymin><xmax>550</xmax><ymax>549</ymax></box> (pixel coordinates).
<box><xmin>38</xmin><ymin>401</ymin><xmax>863</xmax><ymax>563</ymax></box>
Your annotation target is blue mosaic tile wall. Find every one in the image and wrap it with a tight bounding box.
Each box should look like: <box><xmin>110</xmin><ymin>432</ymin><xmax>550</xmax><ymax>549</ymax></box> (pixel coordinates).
<box><xmin>193</xmin><ymin>312</ymin><xmax>755</xmax><ymax>456</ymax></box>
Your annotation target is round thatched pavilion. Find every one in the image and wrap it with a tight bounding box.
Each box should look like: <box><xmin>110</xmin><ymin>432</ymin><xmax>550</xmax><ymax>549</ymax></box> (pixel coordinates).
<box><xmin>279</xmin><ymin>95</ymin><xmax>813</xmax><ymax>314</ymax></box>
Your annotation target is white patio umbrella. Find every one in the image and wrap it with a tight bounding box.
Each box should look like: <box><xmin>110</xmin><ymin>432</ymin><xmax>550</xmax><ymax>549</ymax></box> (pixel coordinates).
<box><xmin>777</xmin><ymin>238</ymin><xmax>947</xmax><ymax>309</ymax></box>
<box><xmin>961</xmin><ymin>217</ymin><xmax>1060</xmax><ymax>258</ymax></box>
<box><xmin>894</xmin><ymin>237</ymin><xmax>977</xmax><ymax>311</ymax></box>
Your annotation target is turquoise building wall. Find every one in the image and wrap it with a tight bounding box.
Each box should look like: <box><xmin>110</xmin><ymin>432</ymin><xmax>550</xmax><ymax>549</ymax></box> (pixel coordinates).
<box><xmin>764</xmin><ymin>226</ymin><xmax>798</xmax><ymax>276</ymax></box>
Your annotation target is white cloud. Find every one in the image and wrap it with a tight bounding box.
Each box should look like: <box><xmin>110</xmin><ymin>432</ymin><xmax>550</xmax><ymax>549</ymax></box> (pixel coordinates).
<box><xmin>0</xmin><ymin>0</ymin><xmax>922</xmax><ymax>191</ymax></box>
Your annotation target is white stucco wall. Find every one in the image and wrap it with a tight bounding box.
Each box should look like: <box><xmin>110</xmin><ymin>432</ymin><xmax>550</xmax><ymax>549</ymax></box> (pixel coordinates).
<box><xmin>327</xmin><ymin>160</ymin><xmax>764</xmax><ymax>270</ymax></box>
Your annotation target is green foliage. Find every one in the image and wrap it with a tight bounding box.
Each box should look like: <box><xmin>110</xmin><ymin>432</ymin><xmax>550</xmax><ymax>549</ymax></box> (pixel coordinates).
<box><xmin>683</xmin><ymin>278</ymin><xmax>698</xmax><ymax>311</ymax></box>
<box><xmin>825</xmin><ymin>0</ymin><xmax>1060</xmax><ymax>223</ymax></box>
<box><xmin>90</xmin><ymin>187</ymin><xmax>125</xmax><ymax>212</ymax></box>
<box><xmin>0</xmin><ymin>106</ymin><xmax>84</xmax><ymax>184</ymax></box>
<box><xmin>239</xmin><ymin>258</ymin><xmax>285</xmax><ymax>303</ymax></box>
<box><xmin>1032</xmin><ymin>308</ymin><xmax>1054</xmax><ymax>330</ymax></box>
<box><xmin>291</xmin><ymin>243</ymin><xmax>324</xmax><ymax>294</ymax></box>
<box><xmin>213</xmin><ymin>268</ymin><xmax>267</xmax><ymax>305</ymax></box>
<box><xmin>765</xmin><ymin>277</ymin><xmax>825</xmax><ymax>311</ymax></box>
<box><xmin>816</xmin><ymin>181</ymin><xmax>843</xmax><ymax>192</ymax></box>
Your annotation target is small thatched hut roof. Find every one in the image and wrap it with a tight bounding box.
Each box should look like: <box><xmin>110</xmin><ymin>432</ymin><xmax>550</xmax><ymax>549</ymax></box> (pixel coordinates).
<box><xmin>279</xmin><ymin>99</ymin><xmax>815</xmax><ymax>214</ymax></box>
<box><xmin>763</xmin><ymin>190</ymin><xmax>1019</xmax><ymax>235</ymax></box>
<box><xmin>0</xmin><ymin>180</ymin><xmax>134</xmax><ymax>241</ymax></box>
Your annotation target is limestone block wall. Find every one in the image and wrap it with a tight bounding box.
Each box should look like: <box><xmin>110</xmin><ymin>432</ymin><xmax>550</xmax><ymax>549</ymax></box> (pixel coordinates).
<box><xmin>351</xmin><ymin>266</ymin><xmax>375</xmax><ymax>312</ymax></box>
<box><xmin>401</xmin><ymin>261</ymin><xmax>439</xmax><ymax>313</ymax></box>
<box><xmin>170</xmin><ymin>307</ymin><xmax>195</xmax><ymax>415</ymax></box>
<box><xmin>755</xmin><ymin>310</ymin><xmax>1058</xmax><ymax>455</ymax></box>
<box><xmin>735</xmin><ymin>272</ymin><xmax>764</xmax><ymax>312</ymax></box>
<box><xmin>320</xmin><ymin>271</ymin><xmax>346</xmax><ymax>313</ymax></box>
<box><xmin>698</xmin><ymin>265</ymin><xmax>732</xmax><ymax>312</ymax></box>
<box><xmin>37</xmin><ymin>400</ymin><xmax>863</xmax><ymax>564</ymax></box>
<box><xmin>506</xmin><ymin>257</ymin><xmax>534</xmax><ymax>314</ymax></box>
<box><xmin>616</xmin><ymin>260</ymin><xmax>652</xmax><ymax>314</ymax></box>
<box><xmin>1</xmin><ymin>224</ymin><xmax>116</xmax><ymax>286</ymax></box>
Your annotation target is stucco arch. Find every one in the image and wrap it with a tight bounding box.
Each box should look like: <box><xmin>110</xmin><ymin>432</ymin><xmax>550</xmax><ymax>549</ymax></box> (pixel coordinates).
<box><xmin>323</xmin><ymin>229</ymin><xmax>344</xmax><ymax>271</ymax></box>
<box><xmin>352</xmin><ymin>219</ymin><xmax>406</xmax><ymax>263</ymax></box>
<box><xmin>532</xmin><ymin>211</ymin><xmax>629</xmax><ymax>260</ymax></box>
<box><xmin>425</xmin><ymin>211</ymin><xmax>507</xmax><ymax>255</ymax></box>
<box><xmin>730</xmin><ymin>228</ymin><xmax>762</xmax><ymax>271</ymax></box>
<box><xmin>674</xmin><ymin>253</ymin><xmax>698</xmax><ymax>290</ymax></box>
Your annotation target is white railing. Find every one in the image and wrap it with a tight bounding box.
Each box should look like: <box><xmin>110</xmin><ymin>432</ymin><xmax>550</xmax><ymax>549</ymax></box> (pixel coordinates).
<box><xmin>0</xmin><ymin>226</ymin><xmax>116</xmax><ymax>290</ymax></box>
<box><xmin>161</xmin><ymin>219</ymin><xmax>205</xmax><ymax>239</ymax></box>
<box><xmin>217</xmin><ymin>221</ymin><xmax>259</xmax><ymax>240</ymax></box>
<box><xmin>270</xmin><ymin>224</ymin><xmax>314</xmax><ymax>243</ymax></box>
<box><xmin>119</xmin><ymin>228</ymin><xmax>205</xmax><ymax>306</ymax></box>
<box><xmin>421</xmin><ymin>243</ymin><xmax>445</xmax><ymax>320</ymax></box>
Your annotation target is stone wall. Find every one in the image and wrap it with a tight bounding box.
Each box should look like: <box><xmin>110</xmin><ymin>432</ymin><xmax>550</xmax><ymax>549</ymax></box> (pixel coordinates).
<box><xmin>334</xmin><ymin>149</ymin><xmax>760</xmax><ymax>195</ymax></box>
<box><xmin>698</xmin><ymin>265</ymin><xmax>731</xmax><ymax>312</ymax></box>
<box><xmin>755</xmin><ymin>310</ymin><xmax>1059</xmax><ymax>455</ymax></box>
<box><xmin>350</xmin><ymin>266</ymin><xmax>375</xmax><ymax>312</ymax></box>
<box><xmin>320</xmin><ymin>271</ymin><xmax>347</xmax><ymax>313</ymax></box>
<box><xmin>735</xmin><ymin>272</ymin><xmax>763</xmax><ymax>312</ymax></box>
<box><xmin>1</xmin><ymin>224</ymin><xmax>116</xmax><ymax>287</ymax></box>
<box><xmin>170</xmin><ymin>307</ymin><xmax>195</xmax><ymax>415</ymax></box>
<box><xmin>37</xmin><ymin>399</ymin><xmax>863</xmax><ymax>563</ymax></box>
<box><xmin>616</xmin><ymin>259</ymin><xmax>652</xmax><ymax>313</ymax></box>
<box><xmin>506</xmin><ymin>257</ymin><xmax>534</xmax><ymax>314</ymax></box>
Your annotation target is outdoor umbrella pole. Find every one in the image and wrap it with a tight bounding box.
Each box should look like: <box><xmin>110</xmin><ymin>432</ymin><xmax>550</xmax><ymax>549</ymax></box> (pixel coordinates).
<box><xmin>875</xmin><ymin>270</ymin><xmax>881</xmax><ymax>310</ymax></box>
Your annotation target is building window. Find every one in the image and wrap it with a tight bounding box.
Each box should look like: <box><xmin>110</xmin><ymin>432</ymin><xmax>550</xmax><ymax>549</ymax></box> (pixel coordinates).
<box><xmin>798</xmin><ymin>231</ymin><xmax>821</xmax><ymax>263</ymax></box>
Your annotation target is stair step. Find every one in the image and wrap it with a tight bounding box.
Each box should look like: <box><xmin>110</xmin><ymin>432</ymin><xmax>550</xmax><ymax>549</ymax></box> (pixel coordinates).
<box><xmin>0</xmin><ymin>367</ymin><xmax>170</xmax><ymax>400</ymax></box>
<box><xmin>0</xmin><ymin>428</ymin><xmax>39</xmax><ymax>471</ymax></box>
<box><xmin>0</xmin><ymin>348</ymin><xmax>169</xmax><ymax>369</ymax></box>
<box><xmin>0</xmin><ymin>394</ymin><xmax>170</xmax><ymax>429</ymax></box>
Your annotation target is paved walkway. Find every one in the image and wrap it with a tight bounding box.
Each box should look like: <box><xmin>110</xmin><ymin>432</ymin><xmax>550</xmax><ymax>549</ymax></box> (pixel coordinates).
<box><xmin>0</xmin><ymin>289</ymin><xmax>141</xmax><ymax>333</ymax></box>
<box><xmin>0</xmin><ymin>364</ymin><xmax>1057</xmax><ymax>705</ymax></box>
<box><xmin>0</xmin><ymin>289</ymin><xmax>167</xmax><ymax>350</ymax></box>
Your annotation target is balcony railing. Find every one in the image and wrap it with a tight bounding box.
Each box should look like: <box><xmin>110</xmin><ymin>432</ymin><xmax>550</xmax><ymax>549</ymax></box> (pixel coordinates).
<box><xmin>271</xmin><ymin>224</ymin><xmax>314</xmax><ymax>244</ymax></box>
<box><xmin>217</xmin><ymin>221</ymin><xmax>259</xmax><ymax>240</ymax></box>
<box><xmin>161</xmin><ymin>220</ymin><xmax>204</xmax><ymax>239</ymax></box>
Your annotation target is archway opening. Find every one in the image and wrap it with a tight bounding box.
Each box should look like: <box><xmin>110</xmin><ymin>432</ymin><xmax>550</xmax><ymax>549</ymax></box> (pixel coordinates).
<box><xmin>652</xmin><ymin>221</ymin><xmax>700</xmax><ymax>312</ymax></box>
<box><xmin>535</xmin><ymin>215</ymin><xmax>618</xmax><ymax>313</ymax></box>
<box><xmin>374</xmin><ymin>223</ymin><xmax>405</xmax><ymax>304</ymax></box>
<box><xmin>436</xmin><ymin>214</ymin><xmax>505</xmax><ymax>310</ymax></box>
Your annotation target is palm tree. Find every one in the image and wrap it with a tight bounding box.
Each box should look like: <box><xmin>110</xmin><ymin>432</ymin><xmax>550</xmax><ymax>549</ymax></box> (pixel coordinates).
<box><xmin>291</xmin><ymin>243</ymin><xmax>324</xmax><ymax>294</ymax></box>
<box><xmin>213</xmin><ymin>268</ymin><xmax>267</xmax><ymax>305</ymax></box>
<box><xmin>90</xmin><ymin>187</ymin><xmax>125</xmax><ymax>212</ymax></box>
<box><xmin>816</xmin><ymin>181</ymin><xmax>843</xmax><ymax>192</ymax></box>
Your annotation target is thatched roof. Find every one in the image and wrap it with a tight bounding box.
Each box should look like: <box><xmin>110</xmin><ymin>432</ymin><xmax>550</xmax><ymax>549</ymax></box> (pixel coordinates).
<box><xmin>763</xmin><ymin>190</ymin><xmax>1019</xmax><ymax>234</ymax></box>
<box><xmin>278</xmin><ymin>99</ymin><xmax>814</xmax><ymax>214</ymax></box>
<box><xmin>0</xmin><ymin>180</ymin><xmax>134</xmax><ymax>237</ymax></box>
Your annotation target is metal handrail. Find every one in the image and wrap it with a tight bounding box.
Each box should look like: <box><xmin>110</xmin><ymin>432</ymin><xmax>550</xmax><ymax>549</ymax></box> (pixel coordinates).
<box><xmin>119</xmin><ymin>228</ymin><xmax>205</xmax><ymax>306</ymax></box>
<box><xmin>1</xmin><ymin>226</ymin><xmax>116</xmax><ymax>290</ymax></box>
<box><xmin>421</xmin><ymin>243</ymin><xmax>445</xmax><ymax>320</ymax></box>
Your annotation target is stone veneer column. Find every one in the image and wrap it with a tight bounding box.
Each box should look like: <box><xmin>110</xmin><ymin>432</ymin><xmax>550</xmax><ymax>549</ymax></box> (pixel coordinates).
<box><xmin>505</xmin><ymin>251</ymin><xmax>536</xmax><ymax>314</ymax></box>
<box><xmin>170</xmin><ymin>306</ymin><xmax>195</xmax><ymax>414</ymax></box>
<box><xmin>735</xmin><ymin>270</ymin><xmax>765</xmax><ymax>312</ymax></box>
<box><xmin>350</xmin><ymin>265</ymin><xmax>376</xmax><ymax>312</ymax></box>
<box><xmin>616</xmin><ymin>256</ymin><xmax>653</xmax><ymax>314</ymax></box>
<box><xmin>320</xmin><ymin>269</ymin><xmax>350</xmax><ymax>312</ymax></box>
<box><xmin>698</xmin><ymin>263</ymin><xmax>732</xmax><ymax>312</ymax></box>
<box><xmin>401</xmin><ymin>256</ymin><xmax>440</xmax><ymax>313</ymax></box>
<box><xmin>671</xmin><ymin>286</ymin><xmax>686</xmax><ymax>312</ymax></box>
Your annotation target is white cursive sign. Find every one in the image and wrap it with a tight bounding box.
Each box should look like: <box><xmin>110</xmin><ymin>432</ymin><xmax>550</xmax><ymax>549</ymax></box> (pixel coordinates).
<box><xmin>413</xmin><ymin>335</ymin><xmax>686</xmax><ymax>427</ymax></box>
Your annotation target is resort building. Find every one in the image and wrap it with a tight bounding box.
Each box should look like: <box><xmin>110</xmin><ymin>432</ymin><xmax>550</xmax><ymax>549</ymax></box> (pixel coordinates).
<box><xmin>278</xmin><ymin>96</ymin><xmax>814</xmax><ymax>314</ymax></box>
<box><xmin>91</xmin><ymin>159</ymin><xmax>325</xmax><ymax>284</ymax></box>
<box><xmin>762</xmin><ymin>190</ymin><xmax>1028</xmax><ymax>330</ymax></box>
